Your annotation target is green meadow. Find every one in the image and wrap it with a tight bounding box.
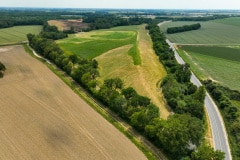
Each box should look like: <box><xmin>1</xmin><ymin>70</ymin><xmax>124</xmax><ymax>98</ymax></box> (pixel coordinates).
<box><xmin>177</xmin><ymin>45</ymin><xmax>240</xmax><ymax>91</ymax></box>
<box><xmin>160</xmin><ymin>17</ymin><xmax>240</xmax><ymax>44</ymax></box>
<box><xmin>0</xmin><ymin>26</ymin><xmax>42</xmax><ymax>45</ymax></box>
<box><xmin>57</xmin><ymin>25</ymin><xmax>141</xmax><ymax>64</ymax></box>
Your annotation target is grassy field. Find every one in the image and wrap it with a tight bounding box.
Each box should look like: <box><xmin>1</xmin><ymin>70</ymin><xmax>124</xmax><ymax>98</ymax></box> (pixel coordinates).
<box><xmin>0</xmin><ymin>45</ymin><xmax>147</xmax><ymax>160</ymax></box>
<box><xmin>96</xmin><ymin>25</ymin><xmax>169</xmax><ymax>119</ymax></box>
<box><xmin>57</xmin><ymin>26</ymin><xmax>140</xmax><ymax>63</ymax></box>
<box><xmin>160</xmin><ymin>17</ymin><xmax>240</xmax><ymax>44</ymax></box>
<box><xmin>177</xmin><ymin>45</ymin><xmax>240</xmax><ymax>91</ymax></box>
<box><xmin>0</xmin><ymin>26</ymin><xmax>42</xmax><ymax>45</ymax></box>
<box><xmin>213</xmin><ymin>17</ymin><xmax>240</xmax><ymax>27</ymax></box>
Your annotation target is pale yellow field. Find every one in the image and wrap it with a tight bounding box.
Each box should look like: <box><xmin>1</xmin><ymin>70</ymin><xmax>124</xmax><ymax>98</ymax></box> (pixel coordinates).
<box><xmin>96</xmin><ymin>25</ymin><xmax>170</xmax><ymax>119</ymax></box>
<box><xmin>48</xmin><ymin>20</ymin><xmax>66</xmax><ymax>31</ymax></box>
<box><xmin>0</xmin><ymin>46</ymin><xmax>147</xmax><ymax>160</ymax></box>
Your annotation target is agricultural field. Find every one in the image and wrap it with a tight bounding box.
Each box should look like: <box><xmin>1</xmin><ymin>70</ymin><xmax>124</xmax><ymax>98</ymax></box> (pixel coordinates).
<box><xmin>177</xmin><ymin>45</ymin><xmax>240</xmax><ymax>91</ymax></box>
<box><xmin>0</xmin><ymin>26</ymin><xmax>42</xmax><ymax>45</ymax></box>
<box><xmin>57</xmin><ymin>25</ymin><xmax>139</xmax><ymax>61</ymax></box>
<box><xmin>160</xmin><ymin>18</ymin><xmax>240</xmax><ymax>91</ymax></box>
<box><xmin>160</xmin><ymin>17</ymin><xmax>240</xmax><ymax>44</ymax></box>
<box><xmin>48</xmin><ymin>20</ymin><xmax>89</xmax><ymax>32</ymax></box>
<box><xmin>96</xmin><ymin>25</ymin><xmax>169</xmax><ymax>119</ymax></box>
<box><xmin>213</xmin><ymin>17</ymin><xmax>240</xmax><ymax>27</ymax></box>
<box><xmin>0</xmin><ymin>45</ymin><xmax>147</xmax><ymax>160</ymax></box>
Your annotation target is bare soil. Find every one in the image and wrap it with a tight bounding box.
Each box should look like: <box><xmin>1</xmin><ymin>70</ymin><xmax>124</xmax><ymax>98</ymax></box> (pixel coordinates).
<box><xmin>0</xmin><ymin>45</ymin><xmax>147</xmax><ymax>160</ymax></box>
<box><xmin>48</xmin><ymin>20</ymin><xmax>89</xmax><ymax>32</ymax></box>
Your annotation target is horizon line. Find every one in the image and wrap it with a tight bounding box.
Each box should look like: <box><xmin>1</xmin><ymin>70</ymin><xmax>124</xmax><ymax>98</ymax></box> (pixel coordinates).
<box><xmin>0</xmin><ymin>7</ymin><xmax>240</xmax><ymax>11</ymax></box>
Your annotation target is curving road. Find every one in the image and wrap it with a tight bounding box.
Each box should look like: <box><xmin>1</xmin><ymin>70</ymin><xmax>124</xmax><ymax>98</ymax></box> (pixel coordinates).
<box><xmin>166</xmin><ymin>39</ymin><xmax>232</xmax><ymax>160</ymax></box>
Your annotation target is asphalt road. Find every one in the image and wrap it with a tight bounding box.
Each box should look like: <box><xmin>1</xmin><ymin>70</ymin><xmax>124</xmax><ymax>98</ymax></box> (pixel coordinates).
<box><xmin>166</xmin><ymin>39</ymin><xmax>232</xmax><ymax>160</ymax></box>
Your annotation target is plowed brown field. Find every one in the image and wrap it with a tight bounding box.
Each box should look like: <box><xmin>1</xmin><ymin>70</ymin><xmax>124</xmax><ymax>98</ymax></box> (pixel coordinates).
<box><xmin>0</xmin><ymin>46</ymin><xmax>147</xmax><ymax>160</ymax></box>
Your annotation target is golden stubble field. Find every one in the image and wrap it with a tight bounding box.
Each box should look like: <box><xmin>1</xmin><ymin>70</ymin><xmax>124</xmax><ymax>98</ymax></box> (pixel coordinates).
<box><xmin>0</xmin><ymin>46</ymin><xmax>147</xmax><ymax>160</ymax></box>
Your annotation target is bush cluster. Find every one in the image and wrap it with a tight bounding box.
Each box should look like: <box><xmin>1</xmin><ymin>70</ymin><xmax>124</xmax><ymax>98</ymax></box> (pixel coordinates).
<box><xmin>0</xmin><ymin>61</ymin><xmax>6</xmax><ymax>78</ymax></box>
<box><xmin>167</xmin><ymin>23</ymin><xmax>201</xmax><ymax>34</ymax></box>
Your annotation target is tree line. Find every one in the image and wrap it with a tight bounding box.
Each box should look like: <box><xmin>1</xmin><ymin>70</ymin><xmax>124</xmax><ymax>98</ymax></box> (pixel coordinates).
<box><xmin>167</xmin><ymin>23</ymin><xmax>201</xmax><ymax>34</ymax></box>
<box><xmin>203</xmin><ymin>80</ymin><xmax>240</xmax><ymax>159</ymax></box>
<box><xmin>27</xmin><ymin>18</ymin><xmax>224</xmax><ymax>159</ymax></box>
<box><xmin>171</xmin><ymin>15</ymin><xmax>229</xmax><ymax>21</ymax></box>
<box><xmin>0</xmin><ymin>61</ymin><xmax>6</xmax><ymax>78</ymax></box>
<box><xmin>0</xmin><ymin>10</ymin><xmax>153</xmax><ymax>32</ymax></box>
<box><xmin>83</xmin><ymin>13</ymin><xmax>152</xmax><ymax>31</ymax></box>
<box><xmin>146</xmin><ymin>22</ymin><xmax>225</xmax><ymax>160</ymax></box>
<box><xmin>0</xmin><ymin>10</ymin><xmax>84</xmax><ymax>29</ymax></box>
<box><xmin>155</xmin><ymin>15</ymin><xmax>229</xmax><ymax>22</ymax></box>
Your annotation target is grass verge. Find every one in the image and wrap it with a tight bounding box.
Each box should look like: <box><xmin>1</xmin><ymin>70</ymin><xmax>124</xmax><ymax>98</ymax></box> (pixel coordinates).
<box><xmin>128</xmin><ymin>32</ymin><xmax>141</xmax><ymax>65</ymax></box>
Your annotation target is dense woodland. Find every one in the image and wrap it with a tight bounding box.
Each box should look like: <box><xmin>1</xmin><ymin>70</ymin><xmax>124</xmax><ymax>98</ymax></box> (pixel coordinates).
<box><xmin>155</xmin><ymin>15</ymin><xmax>230</xmax><ymax>22</ymax></box>
<box><xmin>0</xmin><ymin>61</ymin><xmax>6</xmax><ymax>78</ymax></box>
<box><xmin>0</xmin><ymin>10</ymin><xmax>153</xmax><ymax>32</ymax></box>
<box><xmin>203</xmin><ymin>80</ymin><xmax>240</xmax><ymax>159</ymax></box>
<box><xmin>167</xmin><ymin>23</ymin><xmax>201</xmax><ymax>34</ymax></box>
<box><xmin>171</xmin><ymin>15</ymin><xmax>229</xmax><ymax>21</ymax></box>
<box><xmin>83</xmin><ymin>13</ymin><xmax>152</xmax><ymax>30</ymax></box>
<box><xmin>0</xmin><ymin>11</ymin><xmax>68</xmax><ymax>28</ymax></box>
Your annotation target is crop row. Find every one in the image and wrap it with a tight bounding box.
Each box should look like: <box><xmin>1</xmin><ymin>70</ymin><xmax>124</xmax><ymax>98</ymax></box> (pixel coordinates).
<box><xmin>177</xmin><ymin>46</ymin><xmax>240</xmax><ymax>91</ymax></box>
<box><xmin>0</xmin><ymin>26</ymin><xmax>42</xmax><ymax>44</ymax></box>
<box><xmin>161</xmin><ymin>19</ymin><xmax>240</xmax><ymax>44</ymax></box>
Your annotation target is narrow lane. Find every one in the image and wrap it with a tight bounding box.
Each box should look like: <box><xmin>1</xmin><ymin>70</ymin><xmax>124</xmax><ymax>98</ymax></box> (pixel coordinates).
<box><xmin>166</xmin><ymin>39</ymin><xmax>232</xmax><ymax>160</ymax></box>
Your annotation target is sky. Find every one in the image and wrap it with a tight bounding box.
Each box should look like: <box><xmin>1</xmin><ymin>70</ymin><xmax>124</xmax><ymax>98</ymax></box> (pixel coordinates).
<box><xmin>1</xmin><ymin>0</ymin><xmax>240</xmax><ymax>10</ymax></box>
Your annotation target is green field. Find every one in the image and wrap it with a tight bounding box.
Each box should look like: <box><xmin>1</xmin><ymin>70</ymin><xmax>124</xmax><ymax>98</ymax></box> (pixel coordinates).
<box><xmin>57</xmin><ymin>26</ymin><xmax>140</xmax><ymax>63</ymax></box>
<box><xmin>0</xmin><ymin>26</ymin><xmax>42</xmax><ymax>45</ymax></box>
<box><xmin>214</xmin><ymin>17</ymin><xmax>240</xmax><ymax>27</ymax></box>
<box><xmin>160</xmin><ymin>17</ymin><xmax>240</xmax><ymax>44</ymax></box>
<box><xmin>177</xmin><ymin>45</ymin><xmax>240</xmax><ymax>91</ymax></box>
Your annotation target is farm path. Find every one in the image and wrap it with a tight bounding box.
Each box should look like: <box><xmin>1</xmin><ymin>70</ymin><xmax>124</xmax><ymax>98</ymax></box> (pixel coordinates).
<box><xmin>0</xmin><ymin>45</ymin><xmax>147</xmax><ymax>160</ymax></box>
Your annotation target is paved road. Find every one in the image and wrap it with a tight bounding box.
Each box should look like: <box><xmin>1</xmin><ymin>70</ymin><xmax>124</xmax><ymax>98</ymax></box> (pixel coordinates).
<box><xmin>166</xmin><ymin>39</ymin><xmax>232</xmax><ymax>160</ymax></box>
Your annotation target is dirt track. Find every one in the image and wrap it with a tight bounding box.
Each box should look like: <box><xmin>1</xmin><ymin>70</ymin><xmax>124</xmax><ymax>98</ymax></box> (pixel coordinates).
<box><xmin>0</xmin><ymin>46</ymin><xmax>147</xmax><ymax>160</ymax></box>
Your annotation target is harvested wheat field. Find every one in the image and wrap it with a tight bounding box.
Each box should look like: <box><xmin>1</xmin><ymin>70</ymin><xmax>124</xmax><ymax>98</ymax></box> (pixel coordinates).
<box><xmin>0</xmin><ymin>46</ymin><xmax>147</xmax><ymax>160</ymax></box>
